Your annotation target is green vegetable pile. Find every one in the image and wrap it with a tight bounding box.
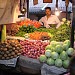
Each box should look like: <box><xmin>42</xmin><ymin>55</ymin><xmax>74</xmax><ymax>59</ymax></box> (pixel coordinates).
<box><xmin>15</xmin><ymin>18</ymin><xmax>71</xmax><ymax>41</ymax></box>
<box><xmin>36</xmin><ymin>18</ymin><xmax>71</xmax><ymax>42</ymax></box>
<box><xmin>19</xmin><ymin>25</ymin><xmax>36</xmax><ymax>33</ymax></box>
<box><xmin>16</xmin><ymin>25</ymin><xmax>36</xmax><ymax>37</ymax></box>
<box><xmin>36</xmin><ymin>28</ymin><xmax>57</xmax><ymax>35</ymax></box>
<box><xmin>15</xmin><ymin>31</ymin><xmax>26</xmax><ymax>37</ymax></box>
<box><xmin>51</xmin><ymin>22</ymin><xmax>71</xmax><ymax>41</ymax></box>
<box><xmin>39</xmin><ymin>40</ymin><xmax>73</xmax><ymax>69</ymax></box>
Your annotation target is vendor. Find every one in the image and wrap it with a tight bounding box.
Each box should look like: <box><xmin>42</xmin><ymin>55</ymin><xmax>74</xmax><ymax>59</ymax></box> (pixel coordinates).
<box><xmin>39</xmin><ymin>7</ymin><xmax>61</xmax><ymax>28</ymax></box>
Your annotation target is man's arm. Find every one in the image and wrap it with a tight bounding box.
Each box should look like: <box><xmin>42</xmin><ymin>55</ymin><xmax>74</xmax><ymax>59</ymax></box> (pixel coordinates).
<box><xmin>39</xmin><ymin>17</ymin><xmax>50</xmax><ymax>28</ymax></box>
<box><xmin>55</xmin><ymin>16</ymin><xmax>61</xmax><ymax>28</ymax></box>
<box><xmin>39</xmin><ymin>17</ymin><xmax>44</xmax><ymax>25</ymax></box>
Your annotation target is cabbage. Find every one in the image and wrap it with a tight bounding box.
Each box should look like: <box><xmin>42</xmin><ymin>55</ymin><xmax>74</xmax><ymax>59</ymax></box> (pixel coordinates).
<box><xmin>50</xmin><ymin>41</ymin><xmax>57</xmax><ymax>47</ymax></box>
<box><xmin>45</xmin><ymin>45</ymin><xmax>52</xmax><ymax>50</ymax></box>
<box><xmin>56</xmin><ymin>42</ymin><xmax>63</xmax><ymax>46</ymax></box>
<box><xmin>55</xmin><ymin>45</ymin><xmax>63</xmax><ymax>53</ymax></box>
<box><xmin>50</xmin><ymin>47</ymin><xmax>56</xmax><ymax>52</ymax></box>
<box><xmin>62</xmin><ymin>44</ymin><xmax>69</xmax><ymax>50</ymax></box>
<box><xmin>63</xmin><ymin>40</ymin><xmax>70</xmax><ymax>48</ymax></box>
<box><xmin>39</xmin><ymin>55</ymin><xmax>47</xmax><ymax>62</ymax></box>
<box><xmin>66</xmin><ymin>48</ymin><xmax>74</xmax><ymax>55</ymax></box>
<box><xmin>60</xmin><ymin>51</ymin><xmax>68</xmax><ymax>60</ymax></box>
<box><xmin>63</xmin><ymin>59</ymin><xmax>70</xmax><ymax>69</ymax></box>
<box><xmin>55</xmin><ymin>59</ymin><xmax>62</xmax><ymax>67</ymax></box>
<box><xmin>51</xmin><ymin>52</ymin><xmax>59</xmax><ymax>59</ymax></box>
<box><xmin>45</xmin><ymin>45</ymin><xmax>55</xmax><ymax>51</ymax></box>
<box><xmin>45</xmin><ymin>50</ymin><xmax>51</xmax><ymax>57</ymax></box>
<box><xmin>47</xmin><ymin>58</ymin><xmax>55</xmax><ymax>66</ymax></box>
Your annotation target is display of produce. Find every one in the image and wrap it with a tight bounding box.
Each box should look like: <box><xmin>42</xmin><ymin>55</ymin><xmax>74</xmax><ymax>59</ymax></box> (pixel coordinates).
<box><xmin>55</xmin><ymin>59</ymin><xmax>62</xmax><ymax>67</ymax></box>
<box><xmin>39</xmin><ymin>40</ymin><xmax>74</xmax><ymax>69</ymax></box>
<box><xmin>16</xmin><ymin>25</ymin><xmax>37</xmax><ymax>37</ymax></box>
<box><xmin>7</xmin><ymin>24</ymin><xmax>20</xmax><ymax>36</ymax></box>
<box><xmin>19</xmin><ymin>19</ymin><xmax>41</xmax><ymax>28</ymax></box>
<box><xmin>39</xmin><ymin>55</ymin><xmax>47</xmax><ymax>62</ymax></box>
<box><xmin>36</xmin><ymin>28</ymin><xmax>56</xmax><ymax>35</ymax></box>
<box><xmin>16</xmin><ymin>31</ymin><xmax>26</xmax><ymax>37</ymax></box>
<box><xmin>29</xmin><ymin>31</ymin><xmax>50</xmax><ymax>40</ymax></box>
<box><xmin>45</xmin><ymin>50</ymin><xmax>51</xmax><ymax>57</ymax></box>
<box><xmin>19</xmin><ymin>25</ymin><xmax>36</xmax><ymax>33</ymax></box>
<box><xmin>66</xmin><ymin>48</ymin><xmax>74</xmax><ymax>55</ymax></box>
<box><xmin>46</xmin><ymin>58</ymin><xmax>55</xmax><ymax>65</ymax></box>
<box><xmin>51</xmin><ymin>18</ymin><xmax>71</xmax><ymax>41</ymax></box>
<box><xmin>36</xmin><ymin>18</ymin><xmax>71</xmax><ymax>41</ymax></box>
<box><xmin>20</xmin><ymin>40</ymin><xmax>49</xmax><ymax>59</ymax></box>
<box><xmin>0</xmin><ymin>39</ymin><xmax>22</xmax><ymax>60</ymax></box>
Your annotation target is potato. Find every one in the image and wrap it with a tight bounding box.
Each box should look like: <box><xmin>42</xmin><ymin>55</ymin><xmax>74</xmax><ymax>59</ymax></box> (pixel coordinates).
<box><xmin>1</xmin><ymin>46</ymin><xmax>4</xmax><ymax>48</ymax></box>
<box><xmin>4</xmin><ymin>54</ymin><xmax>8</xmax><ymax>57</ymax></box>
<box><xmin>19</xmin><ymin>49</ymin><xmax>22</xmax><ymax>53</ymax></box>
<box><xmin>11</xmin><ymin>52</ymin><xmax>15</xmax><ymax>56</ymax></box>
<box><xmin>1</xmin><ymin>52</ymin><xmax>5</xmax><ymax>55</ymax></box>
<box><xmin>8</xmin><ymin>54</ymin><xmax>11</xmax><ymax>57</ymax></box>
<box><xmin>15</xmin><ymin>50</ymin><xmax>18</xmax><ymax>54</ymax></box>
<box><xmin>0</xmin><ymin>51</ymin><xmax>2</xmax><ymax>54</ymax></box>
<box><xmin>6</xmin><ymin>45</ymin><xmax>9</xmax><ymax>48</ymax></box>
<box><xmin>0</xmin><ymin>48</ymin><xmax>3</xmax><ymax>51</ymax></box>
<box><xmin>6</xmin><ymin>51</ymin><xmax>10</xmax><ymax>54</ymax></box>
<box><xmin>12</xmin><ymin>47</ymin><xmax>16</xmax><ymax>50</ymax></box>
<box><xmin>10</xmin><ymin>56</ymin><xmax>13</xmax><ymax>59</ymax></box>
<box><xmin>17</xmin><ymin>44</ymin><xmax>21</xmax><ymax>47</ymax></box>
<box><xmin>6</xmin><ymin>57</ymin><xmax>10</xmax><ymax>60</ymax></box>
<box><xmin>8</xmin><ymin>46</ymin><xmax>12</xmax><ymax>49</ymax></box>
<box><xmin>0</xmin><ymin>45</ymin><xmax>2</xmax><ymax>47</ymax></box>
<box><xmin>0</xmin><ymin>55</ymin><xmax>2</xmax><ymax>59</ymax></box>
<box><xmin>13</xmin><ymin>55</ymin><xmax>17</xmax><ymax>58</ymax></box>
<box><xmin>17</xmin><ymin>53</ymin><xmax>21</xmax><ymax>56</ymax></box>
<box><xmin>15</xmin><ymin>45</ymin><xmax>18</xmax><ymax>47</ymax></box>
<box><xmin>3</xmin><ymin>48</ymin><xmax>8</xmax><ymax>51</ymax></box>
<box><xmin>1</xmin><ymin>57</ymin><xmax>5</xmax><ymax>60</ymax></box>
<box><xmin>9</xmin><ymin>49</ymin><xmax>13</xmax><ymax>52</ymax></box>
<box><xmin>16</xmin><ymin>47</ymin><xmax>20</xmax><ymax>50</ymax></box>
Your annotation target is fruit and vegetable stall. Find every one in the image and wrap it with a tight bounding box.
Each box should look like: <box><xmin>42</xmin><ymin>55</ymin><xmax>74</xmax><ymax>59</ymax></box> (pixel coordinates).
<box><xmin>0</xmin><ymin>17</ymin><xmax>74</xmax><ymax>75</ymax></box>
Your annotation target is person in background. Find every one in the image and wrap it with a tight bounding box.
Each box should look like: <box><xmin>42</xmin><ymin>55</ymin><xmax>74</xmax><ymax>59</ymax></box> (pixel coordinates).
<box><xmin>64</xmin><ymin>57</ymin><xmax>75</xmax><ymax>75</ymax></box>
<box><xmin>39</xmin><ymin>7</ymin><xmax>61</xmax><ymax>28</ymax></box>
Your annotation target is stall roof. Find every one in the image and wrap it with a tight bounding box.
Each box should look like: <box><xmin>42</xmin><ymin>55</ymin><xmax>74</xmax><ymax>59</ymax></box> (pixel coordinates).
<box><xmin>29</xmin><ymin>0</ymin><xmax>72</xmax><ymax>13</ymax></box>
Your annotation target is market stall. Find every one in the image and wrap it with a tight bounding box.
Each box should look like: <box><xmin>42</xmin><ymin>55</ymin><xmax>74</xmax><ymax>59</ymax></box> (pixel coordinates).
<box><xmin>0</xmin><ymin>0</ymin><xmax>74</xmax><ymax>75</ymax></box>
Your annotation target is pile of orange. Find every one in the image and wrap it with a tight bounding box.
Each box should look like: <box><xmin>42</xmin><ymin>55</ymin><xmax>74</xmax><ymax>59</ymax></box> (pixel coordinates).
<box><xmin>29</xmin><ymin>31</ymin><xmax>50</xmax><ymax>40</ymax></box>
<box><xmin>19</xmin><ymin>20</ymin><xmax>41</xmax><ymax>28</ymax></box>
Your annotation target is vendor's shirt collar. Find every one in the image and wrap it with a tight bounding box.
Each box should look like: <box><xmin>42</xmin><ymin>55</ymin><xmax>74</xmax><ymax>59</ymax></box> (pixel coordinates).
<box><xmin>45</xmin><ymin>15</ymin><xmax>53</xmax><ymax>20</ymax></box>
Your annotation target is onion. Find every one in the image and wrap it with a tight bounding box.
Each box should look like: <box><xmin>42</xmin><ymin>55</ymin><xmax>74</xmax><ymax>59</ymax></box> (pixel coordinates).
<box><xmin>20</xmin><ymin>40</ymin><xmax>49</xmax><ymax>59</ymax></box>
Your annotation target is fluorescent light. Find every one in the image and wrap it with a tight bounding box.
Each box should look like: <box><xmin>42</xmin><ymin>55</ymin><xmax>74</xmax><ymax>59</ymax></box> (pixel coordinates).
<box><xmin>55</xmin><ymin>11</ymin><xmax>60</xmax><ymax>16</ymax></box>
<box><xmin>55</xmin><ymin>8</ymin><xmax>61</xmax><ymax>16</ymax></box>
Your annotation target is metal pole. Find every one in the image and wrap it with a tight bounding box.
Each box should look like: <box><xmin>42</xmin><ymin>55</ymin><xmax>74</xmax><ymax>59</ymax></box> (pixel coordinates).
<box><xmin>66</xmin><ymin>6</ymin><xmax>68</xmax><ymax>19</ymax></box>
<box><xmin>27</xmin><ymin>0</ymin><xmax>29</xmax><ymax>18</ymax></box>
<box><xmin>20</xmin><ymin>0</ymin><xmax>21</xmax><ymax>12</ymax></box>
<box><xmin>71</xmin><ymin>0</ymin><xmax>75</xmax><ymax>48</ymax></box>
<box><xmin>65</xmin><ymin>0</ymin><xmax>69</xmax><ymax>19</ymax></box>
<box><xmin>56</xmin><ymin>0</ymin><xmax>58</xmax><ymax>8</ymax></box>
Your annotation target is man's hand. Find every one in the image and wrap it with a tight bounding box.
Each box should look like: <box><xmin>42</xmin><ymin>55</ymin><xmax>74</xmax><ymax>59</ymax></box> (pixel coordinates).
<box><xmin>45</xmin><ymin>25</ymin><xmax>50</xmax><ymax>28</ymax></box>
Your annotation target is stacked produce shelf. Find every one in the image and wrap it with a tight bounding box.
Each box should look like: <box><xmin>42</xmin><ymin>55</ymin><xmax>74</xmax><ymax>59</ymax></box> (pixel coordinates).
<box><xmin>0</xmin><ymin>18</ymin><xmax>73</xmax><ymax>75</ymax></box>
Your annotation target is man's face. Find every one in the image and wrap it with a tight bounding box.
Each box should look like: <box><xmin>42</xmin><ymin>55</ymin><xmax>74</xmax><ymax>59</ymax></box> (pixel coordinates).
<box><xmin>45</xmin><ymin>9</ymin><xmax>51</xmax><ymax>16</ymax></box>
